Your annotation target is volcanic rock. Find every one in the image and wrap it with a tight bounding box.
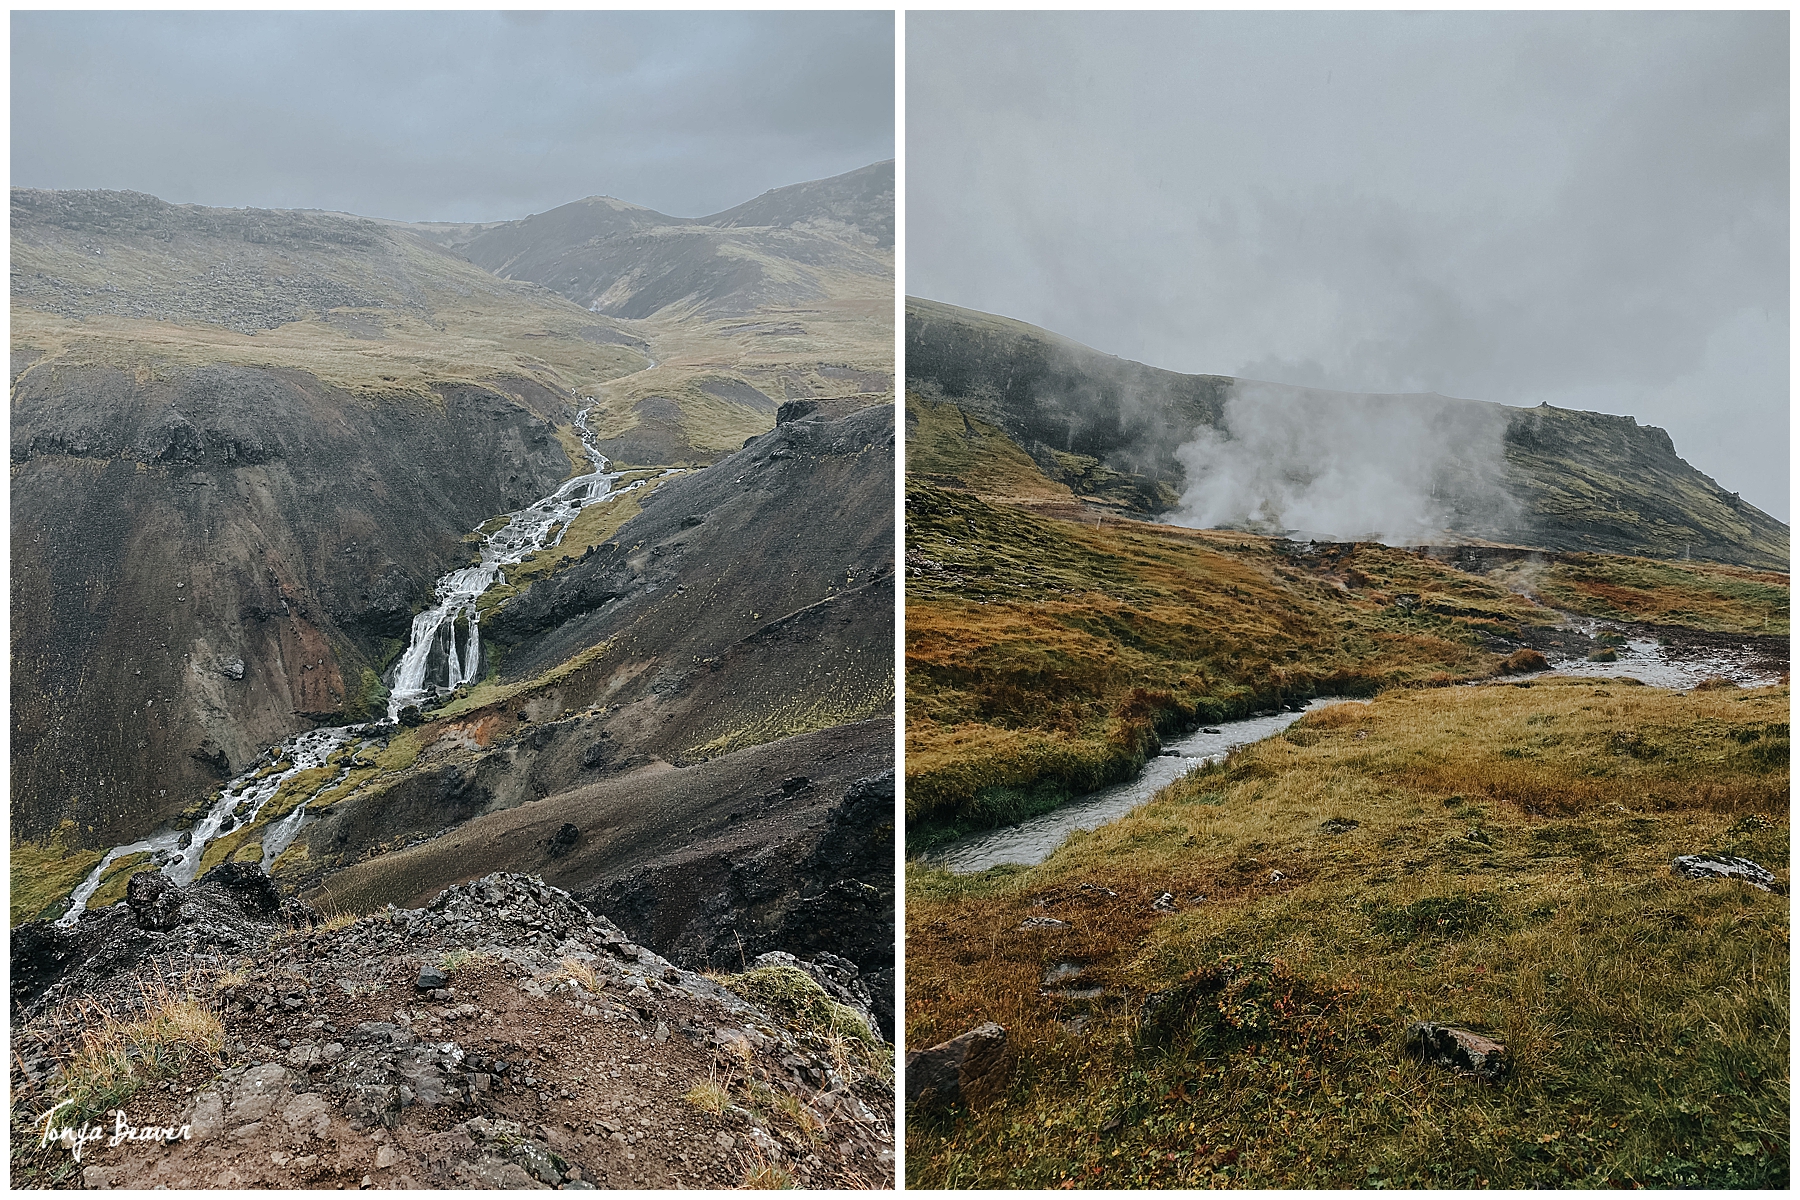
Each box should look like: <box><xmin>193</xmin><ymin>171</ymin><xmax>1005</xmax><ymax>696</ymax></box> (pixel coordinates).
<box><xmin>1406</xmin><ymin>1022</ymin><xmax>1508</xmax><ymax>1082</ymax></box>
<box><xmin>905</xmin><ymin>1023</ymin><xmax>1009</xmax><ymax>1110</ymax></box>
<box><xmin>126</xmin><ymin>868</ymin><xmax>185</xmax><ymax>930</ymax></box>
<box><xmin>1671</xmin><ymin>854</ymin><xmax>1777</xmax><ymax>891</ymax></box>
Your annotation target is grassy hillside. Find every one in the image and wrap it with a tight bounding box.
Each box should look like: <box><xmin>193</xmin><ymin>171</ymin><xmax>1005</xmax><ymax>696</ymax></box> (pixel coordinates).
<box><xmin>906</xmin><ymin>677</ymin><xmax>1790</xmax><ymax>1188</ymax></box>
<box><xmin>906</xmin><ymin>393</ymin><xmax>1601</xmax><ymax>840</ymax></box>
<box><xmin>905</xmin><ymin>378</ymin><xmax>1789</xmax><ymax>847</ymax></box>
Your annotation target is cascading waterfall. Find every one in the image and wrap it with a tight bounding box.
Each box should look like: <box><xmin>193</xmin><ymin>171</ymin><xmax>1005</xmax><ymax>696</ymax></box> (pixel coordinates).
<box><xmin>384</xmin><ymin>407</ymin><xmax>625</xmax><ymax>719</ymax></box>
<box><xmin>60</xmin><ymin>727</ymin><xmax>352</xmax><ymax>924</ymax></box>
<box><xmin>58</xmin><ymin>401</ymin><xmax>656</xmax><ymax>926</ymax></box>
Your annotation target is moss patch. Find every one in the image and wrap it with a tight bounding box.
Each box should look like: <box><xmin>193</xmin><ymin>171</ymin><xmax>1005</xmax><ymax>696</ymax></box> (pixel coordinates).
<box><xmin>10</xmin><ymin>822</ymin><xmax>109</xmax><ymax>927</ymax></box>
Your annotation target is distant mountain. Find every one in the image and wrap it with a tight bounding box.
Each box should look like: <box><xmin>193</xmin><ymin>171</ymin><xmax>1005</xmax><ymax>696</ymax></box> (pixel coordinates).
<box><xmin>906</xmin><ymin>297</ymin><xmax>1788</xmax><ymax>570</ymax></box>
<box><xmin>703</xmin><ymin>159</ymin><xmax>894</xmax><ymax>248</ymax></box>
<box><xmin>452</xmin><ymin>161</ymin><xmax>893</xmax><ymax>318</ymax></box>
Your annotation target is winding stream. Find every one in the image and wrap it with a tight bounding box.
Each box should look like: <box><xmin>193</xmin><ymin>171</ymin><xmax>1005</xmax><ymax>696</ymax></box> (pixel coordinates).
<box><xmin>925</xmin><ymin>613</ymin><xmax>1785</xmax><ymax>879</ymax></box>
<box><xmin>59</xmin><ymin>401</ymin><xmax>646</xmax><ymax>926</ymax></box>
<box><xmin>926</xmin><ymin>699</ymin><xmax>1358</xmax><ymax>875</ymax></box>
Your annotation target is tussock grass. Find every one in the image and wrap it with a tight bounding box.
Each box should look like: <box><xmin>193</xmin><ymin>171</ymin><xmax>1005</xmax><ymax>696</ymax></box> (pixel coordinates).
<box><xmin>438</xmin><ymin>947</ymin><xmax>492</xmax><ymax>975</ymax></box>
<box><xmin>684</xmin><ymin>1078</ymin><xmax>732</xmax><ymax>1116</ymax></box>
<box><xmin>905</xmin><ymin>679</ymin><xmax>1789</xmax><ymax>1188</ymax></box>
<box><xmin>907</xmin><ymin>392</ymin><xmax>1075</xmax><ymax>501</ymax></box>
<box><xmin>741</xmin><ymin>1156</ymin><xmax>796</xmax><ymax>1189</ymax></box>
<box><xmin>560</xmin><ymin>957</ymin><xmax>600</xmax><ymax>993</ymax></box>
<box><xmin>29</xmin><ymin>981</ymin><xmax>225</xmax><ymax>1133</ymax></box>
<box><xmin>721</xmin><ymin>965</ymin><xmax>891</xmax><ymax>1084</ymax></box>
<box><xmin>723</xmin><ymin>966</ymin><xmax>880</xmax><ymax>1047</ymax></box>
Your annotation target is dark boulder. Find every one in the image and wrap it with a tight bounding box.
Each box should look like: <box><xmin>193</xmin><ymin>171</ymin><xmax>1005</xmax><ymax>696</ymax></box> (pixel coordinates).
<box><xmin>198</xmin><ymin>861</ymin><xmax>284</xmax><ymax>917</ymax></box>
<box><xmin>1406</xmin><ymin>1022</ymin><xmax>1508</xmax><ymax>1082</ymax></box>
<box><xmin>905</xmin><ymin>1022</ymin><xmax>1009</xmax><ymax>1109</ymax></box>
<box><xmin>126</xmin><ymin>869</ymin><xmax>184</xmax><ymax>930</ymax></box>
<box><xmin>548</xmin><ymin>823</ymin><xmax>580</xmax><ymax>857</ymax></box>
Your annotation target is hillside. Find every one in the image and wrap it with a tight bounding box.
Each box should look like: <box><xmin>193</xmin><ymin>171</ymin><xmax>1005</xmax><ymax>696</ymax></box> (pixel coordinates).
<box><xmin>12</xmin><ymin>189</ymin><xmax>652</xmax><ymax>845</ymax></box>
<box><xmin>425</xmin><ymin>164</ymin><xmax>895</xmax><ymax>468</ymax></box>
<box><xmin>905</xmin><ymin>297</ymin><xmax>1787</xmax><ymax>570</ymax></box>
<box><xmin>903</xmin><ymin>389</ymin><xmax>1787</xmax><ymax>846</ymax></box>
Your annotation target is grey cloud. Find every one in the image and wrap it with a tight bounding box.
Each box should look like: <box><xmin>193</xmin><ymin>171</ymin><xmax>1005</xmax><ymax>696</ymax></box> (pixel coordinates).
<box><xmin>908</xmin><ymin>10</ymin><xmax>1787</xmax><ymax>520</ymax></box>
<box><xmin>13</xmin><ymin>11</ymin><xmax>893</xmax><ymax>222</ymax></box>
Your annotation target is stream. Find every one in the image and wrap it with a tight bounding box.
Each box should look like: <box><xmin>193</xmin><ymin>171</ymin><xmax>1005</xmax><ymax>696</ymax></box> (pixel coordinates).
<box><xmin>926</xmin><ymin>698</ymin><xmax>1357</xmax><ymax>875</ymax></box>
<box><xmin>925</xmin><ymin>613</ymin><xmax>1786</xmax><ymax>878</ymax></box>
<box><xmin>59</xmin><ymin>402</ymin><xmax>647</xmax><ymax>925</ymax></box>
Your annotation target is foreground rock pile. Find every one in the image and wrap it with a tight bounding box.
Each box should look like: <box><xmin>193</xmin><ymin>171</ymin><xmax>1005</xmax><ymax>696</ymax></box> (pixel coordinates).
<box><xmin>12</xmin><ymin>869</ymin><xmax>893</xmax><ymax>1189</ymax></box>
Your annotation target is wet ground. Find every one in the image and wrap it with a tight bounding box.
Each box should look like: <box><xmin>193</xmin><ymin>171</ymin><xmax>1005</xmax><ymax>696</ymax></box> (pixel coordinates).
<box><xmin>1514</xmin><ymin>619</ymin><xmax>1787</xmax><ymax>691</ymax></box>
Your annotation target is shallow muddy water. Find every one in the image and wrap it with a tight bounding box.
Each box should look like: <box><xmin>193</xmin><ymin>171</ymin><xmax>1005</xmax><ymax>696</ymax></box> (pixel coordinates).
<box><xmin>925</xmin><ymin>698</ymin><xmax>1358</xmax><ymax>875</ymax></box>
<box><xmin>1518</xmin><ymin>623</ymin><xmax>1785</xmax><ymax>691</ymax></box>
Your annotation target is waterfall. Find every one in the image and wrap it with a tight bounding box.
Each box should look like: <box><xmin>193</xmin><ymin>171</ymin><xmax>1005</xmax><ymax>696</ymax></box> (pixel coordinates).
<box><xmin>384</xmin><ymin>406</ymin><xmax>627</xmax><ymax>719</ymax></box>
<box><xmin>57</xmin><ymin>400</ymin><xmax>663</xmax><ymax>926</ymax></box>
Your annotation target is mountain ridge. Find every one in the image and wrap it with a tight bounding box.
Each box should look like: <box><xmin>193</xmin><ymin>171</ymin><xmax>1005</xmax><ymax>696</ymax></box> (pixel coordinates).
<box><xmin>905</xmin><ymin>296</ymin><xmax>1787</xmax><ymax>570</ymax></box>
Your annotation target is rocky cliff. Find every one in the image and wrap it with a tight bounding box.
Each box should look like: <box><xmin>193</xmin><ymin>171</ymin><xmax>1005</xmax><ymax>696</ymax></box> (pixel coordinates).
<box><xmin>12</xmin><ymin>868</ymin><xmax>892</xmax><ymax>1189</ymax></box>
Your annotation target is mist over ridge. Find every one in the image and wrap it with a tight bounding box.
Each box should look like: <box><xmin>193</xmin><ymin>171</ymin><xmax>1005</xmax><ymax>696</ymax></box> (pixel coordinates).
<box><xmin>1173</xmin><ymin>380</ymin><xmax>1520</xmax><ymax>545</ymax></box>
<box><xmin>905</xmin><ymin>296</ymin><xmax>1787</xmax><ymax>571</ymax></box>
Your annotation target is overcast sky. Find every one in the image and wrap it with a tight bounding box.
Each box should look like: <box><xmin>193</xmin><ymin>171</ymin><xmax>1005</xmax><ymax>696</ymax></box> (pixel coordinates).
<box><xmin>909</xmin><ymin>11</ymin><xmax>1790</xmax><ymax>522</ymax></box>
<box><xmin>13</xmin><ymin>10</ymin><xmax>892</xmax><ymax>222</ymax></box>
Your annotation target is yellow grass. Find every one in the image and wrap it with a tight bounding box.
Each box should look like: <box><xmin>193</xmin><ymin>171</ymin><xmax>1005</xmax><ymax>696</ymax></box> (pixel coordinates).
<box><xmin>905</xmin><ymin>678</ymin><xmax>1789</xmax><ymax>1188</ymax></box>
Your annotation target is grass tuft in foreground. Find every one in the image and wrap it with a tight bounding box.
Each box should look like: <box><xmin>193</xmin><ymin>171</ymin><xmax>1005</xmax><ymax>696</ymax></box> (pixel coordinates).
<box><xmin>10</xmin><ymin>979</ymin><xmax>226</xmax><ymax>1185</ymax></box>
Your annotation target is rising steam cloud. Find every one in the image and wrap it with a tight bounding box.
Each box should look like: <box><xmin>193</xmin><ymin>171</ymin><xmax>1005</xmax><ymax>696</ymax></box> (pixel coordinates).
<box><xmin>1171</xmin><ymin>380</ymin><xmax>1517</xmax><ymax>544</ymax></box>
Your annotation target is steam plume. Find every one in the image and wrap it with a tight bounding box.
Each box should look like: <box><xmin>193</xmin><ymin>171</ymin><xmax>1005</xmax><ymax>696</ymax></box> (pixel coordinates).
<box><xmin>1171</xmin><ymin>380</ymin><xmax>1517</xmax><ymax>544</ymax></box>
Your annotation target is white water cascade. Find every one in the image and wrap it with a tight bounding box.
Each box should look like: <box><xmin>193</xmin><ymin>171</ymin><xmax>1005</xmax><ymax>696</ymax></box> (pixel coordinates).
<box><xmin>59</xmin><ymin>727</ymin><xmax>352</xmax><ymax>925</ymax></box>
<box><xmin>58</xmin><ymin>401</ymin><xmax>654</xmax><ymax>925</ymax></box>
<box><xmin>385</xmin><ymin>407</ymin><xmax>627</xmax><ymax>719</ymax></box>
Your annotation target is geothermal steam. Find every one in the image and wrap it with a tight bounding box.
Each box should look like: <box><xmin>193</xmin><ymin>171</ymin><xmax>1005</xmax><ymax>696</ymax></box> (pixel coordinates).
<box><xmin>1172</xmin><ymin>380</ymin><xmax>1516</xmax><ymax>544</ymax></box>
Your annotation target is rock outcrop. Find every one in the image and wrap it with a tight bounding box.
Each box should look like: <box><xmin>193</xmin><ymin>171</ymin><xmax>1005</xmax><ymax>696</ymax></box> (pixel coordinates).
<box><xmin>1405</xmin><ymin>1022</ymin><xmax>1509</xmax><ymax>1083</ymax></box>
<box><xmin>12</xmin><ymin>871</ymin><xmax>894</xmax><ymax>1189</ymax></box>
<box><xmin>904</xmin><ymin>1023</ymin><xmax>1010</xmax><ymax>1110</ymax></box>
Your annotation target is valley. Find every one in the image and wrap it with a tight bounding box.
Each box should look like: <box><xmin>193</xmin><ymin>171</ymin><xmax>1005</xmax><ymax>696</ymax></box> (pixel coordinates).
<box><xmin>12</xmin><ymin>163</ymin><xmax>896</xmax><ymax>1188</ymax></box>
